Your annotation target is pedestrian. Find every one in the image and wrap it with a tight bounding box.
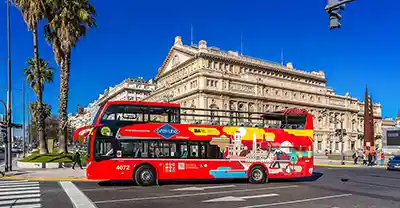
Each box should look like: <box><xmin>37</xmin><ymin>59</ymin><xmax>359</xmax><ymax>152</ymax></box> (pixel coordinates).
<box><xmin>367</xmin><ymin>152</ymin><xmax>372</xmax><ymax>166</ymax></box>
<box><xmin>373</xmin><ymin>152</ymin><xmax>377</xmax><ymax>166</ymax></box>
<box><xmin>380</xmin><ymin>152</ymin><xmax>385</xmax><ymax>167</ymax></box>
<box><xmin>362</xmin><ymin>152</ymin><xmax>367</xmax><ymax>165</ymax></box>
<box><xmin>352</xmin><ymin>151</ymin><xmax>358</xmax><ymax>164</ymax></box>
<box><xmin>72</xmin><ymin>149</ymin><xmax>83</xmax><ymax>170</ymax></box>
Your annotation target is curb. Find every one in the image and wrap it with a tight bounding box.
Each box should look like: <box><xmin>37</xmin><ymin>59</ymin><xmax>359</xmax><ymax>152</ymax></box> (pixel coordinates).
<box><xmin>17</xmin><ymin>161</ymin><xmax>73</xmax><ymax>169</ymax></box>
<box><xmin>315</xmin><ymin>163</ymin><xmax>387</xmax><ymax>168</ymax></box>
<box><xmin>0</xmin><ymin>176</ymin><xmax>95</xmax><ymax>181</ymax></box>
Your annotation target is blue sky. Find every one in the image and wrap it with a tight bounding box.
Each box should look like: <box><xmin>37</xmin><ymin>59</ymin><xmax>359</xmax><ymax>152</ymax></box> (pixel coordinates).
<box><xmin>0</xmin><ymin>0</ymin><xmax>398</xmax><ymax>128</ymax></box>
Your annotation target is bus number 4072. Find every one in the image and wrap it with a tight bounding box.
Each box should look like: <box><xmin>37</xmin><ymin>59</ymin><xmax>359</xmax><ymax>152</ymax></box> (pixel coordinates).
<box><xmin>116</xmin><ymin>165</ymin><xmax>130</xmax><ymax>171</ymax></box>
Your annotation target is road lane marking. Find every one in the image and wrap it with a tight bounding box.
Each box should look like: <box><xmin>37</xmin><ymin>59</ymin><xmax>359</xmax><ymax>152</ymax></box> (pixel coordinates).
<box><xmin>94</xmin><ymin>185</ymin><xmax>299</xmax><ymax>204</ymax></box>
<box><xmin>237</xmin><ymin>194</ymin><xmax>352</xmax><ymax>208</ymax></box>
<box><xmin>0</xmin><ymin>198</ymin><xmax>41</xmax><ymax>206</ymax></box>
<box><xmin>60</xmin><ymin>181</ymin><xmax>97</xmax><ymax>208</ymax></box>
<box><xmin>80</xmin><ymin>187</ymin><xmax>136</xmax><ymax>192</ymax></box>
<box><xmin>203</xmin><ymin>193</ymin><xmax>279</xmax><ymax>202</ymax></box>
<box><xmin>172</xmin><ymin>185</ymin><xmax>236</xmax><ymax>191</ymax></box>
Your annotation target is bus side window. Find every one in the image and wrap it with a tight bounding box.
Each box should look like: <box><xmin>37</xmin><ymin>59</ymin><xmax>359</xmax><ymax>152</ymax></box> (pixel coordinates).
<box><xmin>120</xmin><ymin>141</ymin><xmax>134</xmax><ymax>158</ymax></box>
<box><xmin>189</xmin><ymin>143</ymin><xmax>199</xmax><ymax>158</ymax></box>
<box><xmin>169</xmin><ymin>143</ymin><xmax>177</xmax><ymax>157</ymax></box>
<box><xmin>142</xmin><ymin>142</ymin><xmax>149</xmax><ymax>158</ymax></box>
<box><xmin>207</xmin><ymin>144</ymin><xmax>221</xmax><ymax>159</ymax></box>
<box><xmin>180</xmin><ymin>143</ymin><xmax>188</xmax><ymax>158</ymax></box>
<box><xmin>95</xmin><ymin>140</ymin><xmax>114</xmax><ymax>158</ymax></box>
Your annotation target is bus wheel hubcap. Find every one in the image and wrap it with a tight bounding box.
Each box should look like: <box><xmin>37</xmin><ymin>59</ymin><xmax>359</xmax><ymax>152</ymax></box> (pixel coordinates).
<box><xmin>141</xmin><ymin>171</ymin><xmax>152</xmax><ymax>181</ymax></box>
<box><xmin>253</xmin><ymin>169</ymin><xmax>263</xmax><ymax>181</ymax></box>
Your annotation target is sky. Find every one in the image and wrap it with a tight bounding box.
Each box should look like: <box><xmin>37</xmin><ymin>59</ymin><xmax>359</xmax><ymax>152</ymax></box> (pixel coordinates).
<box><xmin>0</xmin><ymin>0</ymin><xmax>399</xmax><ymax>130</ymax></box>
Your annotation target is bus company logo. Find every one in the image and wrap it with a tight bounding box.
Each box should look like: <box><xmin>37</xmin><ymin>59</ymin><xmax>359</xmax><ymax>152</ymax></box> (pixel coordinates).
<box><xmin>155</xmin><ymin>124</ymin><xmax>179</xmax><ymax>139</ymax></box>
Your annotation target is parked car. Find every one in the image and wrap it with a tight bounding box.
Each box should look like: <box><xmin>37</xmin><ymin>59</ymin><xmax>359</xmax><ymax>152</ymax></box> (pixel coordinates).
<box><xmin>387</xmin><ymin>155</ymin><xmax>400</xmax><ymax>171</ymax></box>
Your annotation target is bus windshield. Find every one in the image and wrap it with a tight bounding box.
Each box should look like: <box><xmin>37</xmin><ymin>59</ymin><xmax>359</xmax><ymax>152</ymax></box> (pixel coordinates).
<box><xmin>100</xmin><ymin>104</ymin><xmax>180</xmax><ymax>124</ymax></box>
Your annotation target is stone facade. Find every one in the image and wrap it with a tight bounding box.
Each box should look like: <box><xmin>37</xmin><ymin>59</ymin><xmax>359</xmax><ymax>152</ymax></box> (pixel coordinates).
<box><xmin>382</xmin><ymin>118</ymin><xmax>396</xmax><ymax>130</ymax></box>
<box><xmin>68</xmin><ymin>77</ymin><xmax>155</xmax><ymax>129</ymax></box>
<box><xmin>145</xmin><ymin>36</ymin><xmax>383</xmax><ymax>154</ymax></box>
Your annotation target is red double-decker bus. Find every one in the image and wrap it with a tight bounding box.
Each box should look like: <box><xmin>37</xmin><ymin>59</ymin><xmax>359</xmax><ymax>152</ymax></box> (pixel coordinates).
<box><xmin>74</xmin><ymin>101</ymin><xmax>314</xmax><ymax>186</ymax></box>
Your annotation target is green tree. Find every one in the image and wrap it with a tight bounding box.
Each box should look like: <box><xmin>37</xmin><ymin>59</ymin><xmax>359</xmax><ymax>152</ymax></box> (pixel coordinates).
<box><xmin>25</xmin><ymin>58</ymin><xmax>54</xmax><ymax>153</ymax></box>
<box><xmin>14</xmin><ymin>0</ymin><xmax>49</xmax><ymax>154</ymax></box>
<box><xmin>44</xmin><ymin>0</ymin><xmax>97</xmax><ymax>153</ymax></box>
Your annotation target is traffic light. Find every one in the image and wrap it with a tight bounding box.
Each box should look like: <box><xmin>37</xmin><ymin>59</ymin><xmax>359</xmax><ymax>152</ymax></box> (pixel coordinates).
<box><xmin>325</xmin><ymin>0</ymin><xmax>356</xmax><ymax>30</ymax></box>
<box><xmin>0</xmin><ymin>122</ymin><xmax>7</xmax><ymax>142</ymax></box>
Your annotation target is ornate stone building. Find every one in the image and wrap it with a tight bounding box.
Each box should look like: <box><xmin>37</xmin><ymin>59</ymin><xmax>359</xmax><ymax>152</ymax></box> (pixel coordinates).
<box><xmin>69</xmin><ymin>77</ymin><xmax>155</xmax><ymax>129</ymax></box>
<box><xmin>145</xmin><ymin>36</ymin><xmax>383</xmax><ymax>154</ymax></box>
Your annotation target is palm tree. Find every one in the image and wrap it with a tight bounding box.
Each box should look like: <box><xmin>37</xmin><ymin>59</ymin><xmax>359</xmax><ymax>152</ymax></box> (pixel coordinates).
<box><xmin>45</xmin><ymin>0</ymin><xmax>97</xmax><ymax>153</ymax></box>
<box><xmin>25</xmin><ymin>58</ymin><xmax>54</xmax><ymax>154</ymax></box>
<box><xmin>14</xmin><ymin>0</ymin><xmax>48</xmax><ymax>153</ymax></box>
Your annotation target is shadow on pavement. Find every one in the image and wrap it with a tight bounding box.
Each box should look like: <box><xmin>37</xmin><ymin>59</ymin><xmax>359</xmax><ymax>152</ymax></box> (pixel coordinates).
<box><xmin>97</xmin><ymin>172</ymin><xmax>324</xmax><ymax>187</ymax></box>
<box><xmin>269</xmin><ymin>172</ymin><xmax>324</xmax><ymax>183</ymax></box>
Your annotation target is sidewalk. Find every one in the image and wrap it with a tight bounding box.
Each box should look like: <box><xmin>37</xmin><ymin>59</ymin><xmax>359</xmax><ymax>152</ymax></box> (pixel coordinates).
<box><xmin>1</xmin><ymin>157</ymin><xmax>88</xmax><ymax>181</ymax></box>
<box><xmin>314</xmin><ymin>158</ymin><xmax>387</xmax><ymax>168</ymax></box>
<box><xmin>3</xmin><ymin>167</ymin><xmax>87</xmax><ymax>181</ymax></box>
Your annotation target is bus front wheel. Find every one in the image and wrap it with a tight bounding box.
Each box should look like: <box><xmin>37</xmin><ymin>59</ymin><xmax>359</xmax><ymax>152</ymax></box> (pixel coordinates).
<box><xmin>249</xmin><ymin>166</ymin><xmax>267</xmax><ymax>184</ymax></box>
<box><xmin>134</xmin><ymin>165</ymin><xmax>156</xmax><ymax>186</ymax></box>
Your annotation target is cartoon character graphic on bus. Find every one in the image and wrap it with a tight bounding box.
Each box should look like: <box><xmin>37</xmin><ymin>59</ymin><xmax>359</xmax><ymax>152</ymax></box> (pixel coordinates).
<box><xmin>271</xmin><ymin>147</ymin><xmax>283</xmax><ymax>168</ymax></box>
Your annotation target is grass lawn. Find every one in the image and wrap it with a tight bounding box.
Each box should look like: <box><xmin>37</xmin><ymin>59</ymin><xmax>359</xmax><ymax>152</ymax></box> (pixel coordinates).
<box><xmin>19</xmin><ymin>149</ymin><xmax>73</xmax><ymax>163</ymax></box>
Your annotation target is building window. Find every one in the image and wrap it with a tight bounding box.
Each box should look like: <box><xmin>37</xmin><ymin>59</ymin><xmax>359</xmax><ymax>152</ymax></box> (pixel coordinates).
<box><xmin>317</xmin><ymin>141</ymin><xmax>322</xmax><ymax>152</ymax></box>
<box><xmin>351</xmin><ymin>141</ymin><xmax>355</xmax><ymax>150</ymax></box>
<box><xmin>335</xmin><ymin>141</ymin><xmax>339</xmax><ymax>151</ymax></box>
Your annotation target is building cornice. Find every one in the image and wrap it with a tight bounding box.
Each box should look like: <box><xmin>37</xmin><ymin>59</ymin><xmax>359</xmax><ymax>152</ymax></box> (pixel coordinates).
<box><xmin>196</xmin><ymin>51</ymin><xmax>327</xmax><ymax>82</ymax></box>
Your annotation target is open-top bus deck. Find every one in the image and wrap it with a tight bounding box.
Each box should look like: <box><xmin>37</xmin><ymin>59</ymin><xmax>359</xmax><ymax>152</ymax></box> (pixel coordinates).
<box><xmin>74</xmin><ymin>101</ymin><xmax>314</xmax><ymax>186</ymax></box>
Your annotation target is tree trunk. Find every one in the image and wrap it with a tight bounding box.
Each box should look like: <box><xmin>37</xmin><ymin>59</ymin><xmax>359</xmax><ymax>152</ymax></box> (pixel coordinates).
<box><xmin>58</xmin><ymin>50</ymin><xmax>71</xmax><ymax>154</ymax></box>
<box><xmin>33</xmin><ymin>23</ymin><xmax>48</xmax><ymax>154</ymax></box>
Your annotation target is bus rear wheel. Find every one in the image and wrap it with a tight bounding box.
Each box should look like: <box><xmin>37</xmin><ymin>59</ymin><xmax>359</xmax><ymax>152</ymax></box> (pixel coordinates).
<box><xmin>134</xmin><ymin>165</ymin><xmax>156</xmax><ymax>186</ymax></box>
<box><xmin>249</xmin><ymin>166</ymin><xmax>267</xmax><ymax>184</ymax></box>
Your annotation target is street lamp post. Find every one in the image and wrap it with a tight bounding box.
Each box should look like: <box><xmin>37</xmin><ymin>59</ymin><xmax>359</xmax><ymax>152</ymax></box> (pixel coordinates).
<box><xmin>339</xmin><ymin>120</ymin><xmax>344</xmax><ymax>165</ymax></box>
<box><xmin>6</xmin><ymin>0</ymin><xmax>13</xmax><ymax>171</ymax></box>
<box><xmin>321</xmin><ymin>109</ymin><xmax>345</xmax><ymax>165</ymax></box>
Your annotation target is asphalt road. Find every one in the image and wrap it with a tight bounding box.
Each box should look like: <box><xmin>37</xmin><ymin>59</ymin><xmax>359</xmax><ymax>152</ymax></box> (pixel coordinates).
<box><xmin>1</xmin><ymin>166</ymin><xmax>399</xmax><ymax>208</ymax></box>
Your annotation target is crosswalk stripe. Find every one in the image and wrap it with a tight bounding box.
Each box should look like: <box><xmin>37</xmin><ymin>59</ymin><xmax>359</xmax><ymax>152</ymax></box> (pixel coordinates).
<box><xmin>0</xmin><ymin>181</ymin><xmax>42</xmax><ymax>208</ymax></box>
<box><xmin>0</xmin><ymin>198</ymin><xmax>41</xmax><ymax>206</ymax></box>
<box><xmin>0</xmin><ymin>204</ymin><xmax>42</xmax><ymax>208</ymax></box>
<box><xmin>0</xmin><ymin>193</ymin><xmax>41</xmax><ymax>201</ymax></box>
<box><xmin>0</xmin><ymin>190</ymin><xmax>40</xmax><ymax>196</ymax></box>
<box><xmin>0</xmin><ymin>180</ymin><xmax>29</xmax><ymax>184</ymax></box>
<box><xmin>0</xmin><ymin>183</ymin><xmax>39</xmax><ymax>188</ymax></box>
<box><xmin>0</xmin><ymin>186</ymin><xmax>40</xmax><ymax>192</ymax></box>
<box><xmin>0</xmin><ymin>181</ymin><xmax>39</xmax><ymax>186</ymax></box>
